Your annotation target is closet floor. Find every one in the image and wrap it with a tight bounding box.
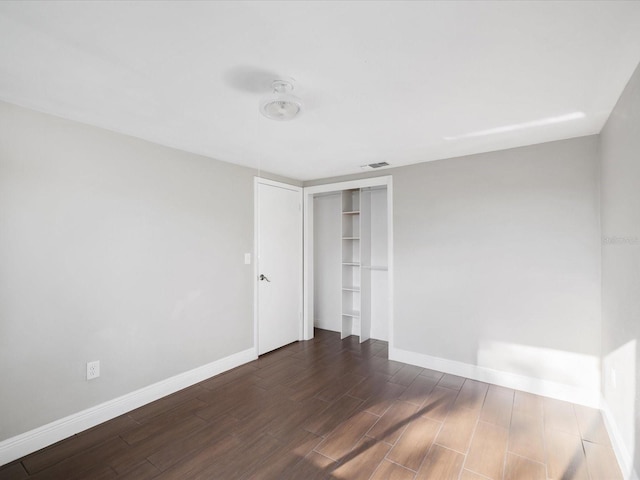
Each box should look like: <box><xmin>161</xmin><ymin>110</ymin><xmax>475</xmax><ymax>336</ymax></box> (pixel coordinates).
<box><xmin>0</xmin><ymin>329</ymin><xmax>622</xmax><ymax>480</ymax></box>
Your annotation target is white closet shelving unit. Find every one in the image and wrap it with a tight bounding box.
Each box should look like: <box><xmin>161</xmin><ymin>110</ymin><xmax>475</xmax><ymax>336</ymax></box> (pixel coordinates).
<box><xmin>341</xmin><ymin>189</ymin><xmax>360</xmax><ymax>339</ymax></box>
<box><xmin>341</xmin><ymin>189</ymin><xmax>373</xmax><ymax>342</ymax></box>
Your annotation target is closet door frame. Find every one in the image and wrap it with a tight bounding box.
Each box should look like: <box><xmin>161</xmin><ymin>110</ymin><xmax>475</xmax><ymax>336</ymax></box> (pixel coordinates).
<box><xmin>303</xmin><ymin>176</ymin><xmax>393</xmax><ymax>349</ymax></box>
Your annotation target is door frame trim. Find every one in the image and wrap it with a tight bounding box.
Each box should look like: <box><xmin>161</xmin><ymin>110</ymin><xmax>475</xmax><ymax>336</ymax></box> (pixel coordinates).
<box><xmin>303</xmin><ymin>175</ymin><xmax>393</xmax><ymax>348</ymax></box>
<box><xmin>254</xmin><ymin>177</ymin><xmax>304</xmax><ymax>357</ymax></box>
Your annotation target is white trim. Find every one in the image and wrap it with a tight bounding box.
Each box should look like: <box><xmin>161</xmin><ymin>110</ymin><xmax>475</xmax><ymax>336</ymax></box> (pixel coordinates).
<box><xmin>387</xmin><ymin>180</ymin><xmax>394</xmax><ymax>349</ymax></box>
<box><xmin>0</xmin><ymin>348</ymin><xmax>256</xmax><ymax>467</ymax></box>
<box><xmin>601</xmin><ymin>397</ymin><xmax>639</xmax><ymax>480</ymax></box>
<box><xmin>254</xmin><ymin>178</ymin><xmax>260</xmax><ymax>356</ymax></box>
<box><xmin>253</xmin><ymin>177</ymin><xmax>302</xmax><ymax>192</ymax></box>
<box><xmin>390</xmin><ymin>346</ymin><xmax>601</xmax><ymax>408</ymax></box>
<box><xmin>303</xmin><ymin>175</ymin><xmax>393</xmax><ymax>345</ymax></box>
<box><xmin>304</xmin><ymin>176</ymin><xmax>393</xmax><ymax>196</ymax></box>
<box><xmin>302</xmin><ymin>186</ymin><xmax>315</xmax><ymax>340</ymax></box>
<box><xmin>254</xmin><ymin>177</ymin><xmax>304</xmax><ymax>355</ymax></box>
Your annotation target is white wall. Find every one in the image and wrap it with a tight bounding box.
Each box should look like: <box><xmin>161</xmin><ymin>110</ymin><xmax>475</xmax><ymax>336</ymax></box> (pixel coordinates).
<box><xmin>0</xmin><ymin>101</ymin><xmax>292</xmax><ymax>443</ymax></box>
<box><xmin>313</xmin><ymin>193</ymin><xmax>341</xmax><ymax>332</ymax></box>
<box><xmin>601</xmin><ymin>60</ymin><xmax>640</xmax><ymax>477</ymax></box>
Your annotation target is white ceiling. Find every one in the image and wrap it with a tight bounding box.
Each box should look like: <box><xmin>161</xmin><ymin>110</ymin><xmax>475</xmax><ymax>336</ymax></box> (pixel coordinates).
<box><xmin>1</xmin><ymin>1</ymin><xmax>640</xmax><ymax>181</ymax></box>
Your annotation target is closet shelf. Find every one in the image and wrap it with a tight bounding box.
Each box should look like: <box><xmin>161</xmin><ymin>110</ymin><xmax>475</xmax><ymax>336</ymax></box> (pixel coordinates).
<box><xmin>342</xmin><ymin>211</ymin><xmax>360</xmax><ymax>215</ymax></box>
<box><xmin>342</xmin><ymin>237</ymin><xmax>360</xmax><ymax>240</ymax></box>
<box><xmin>342</xmin><ymin>262</ymin><xmax>361</xmax><ymax>266</ymax></box>
<box><xmin>342</xmin><ymin>287</ymin><xmax>361</xmax><ymax>292</ymax></box>
<box><xmin>342</xmin><ymin>311</ymin><xmax>360</xmax><ymax>318</ymax></box>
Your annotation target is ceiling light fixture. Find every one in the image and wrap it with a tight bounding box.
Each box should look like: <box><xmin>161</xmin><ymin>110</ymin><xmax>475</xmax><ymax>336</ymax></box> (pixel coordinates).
<box><xmin>444</xmin><ymin>111</ymin><xmax>586</xmax><ymax>140</ymax></box>
<box><xmin>259</xmin><ymin>79</ymin><xmax>303</xmax><ymax>121</ymax></box>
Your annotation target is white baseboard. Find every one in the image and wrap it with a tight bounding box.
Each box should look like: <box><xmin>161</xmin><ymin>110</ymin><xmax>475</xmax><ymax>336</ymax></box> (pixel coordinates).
<box><xmin>0</xmin><ymin>348</ymin><xmax>256</xmax><ymax>467</ymax></box>
<box><xmin>389</xmin><ymin>347</ymin><xmax>601</xmax><ymax>408</ymax></box>
<box><xmin>600</xmin><ymin>397</ymin><xmax>639</xmax><ymax>480</ymax></box>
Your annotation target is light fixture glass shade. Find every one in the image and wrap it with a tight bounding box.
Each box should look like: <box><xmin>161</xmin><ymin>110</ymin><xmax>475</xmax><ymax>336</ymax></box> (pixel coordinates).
<box><xmin>259</xmin><ymin>80</ymin><xmax>303</xmax><ymax>121</ymax></box>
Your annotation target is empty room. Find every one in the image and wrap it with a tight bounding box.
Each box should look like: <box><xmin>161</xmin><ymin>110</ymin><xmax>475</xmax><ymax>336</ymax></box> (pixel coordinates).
<box><xmin>1</xmin><ymin>1</ymin><xmax>639</xmax><ymax>479</ymax></box>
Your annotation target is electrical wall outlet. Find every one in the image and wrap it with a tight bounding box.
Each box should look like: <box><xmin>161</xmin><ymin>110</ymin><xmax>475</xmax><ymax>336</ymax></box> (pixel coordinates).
<box><xmin>87</xmin><ymin>360</ymin><xmax>100</xmax><ymax>380</ymax></box>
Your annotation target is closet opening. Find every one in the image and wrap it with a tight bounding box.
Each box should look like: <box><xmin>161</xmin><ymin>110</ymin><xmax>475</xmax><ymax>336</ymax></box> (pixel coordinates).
<box><xmin>303</xmin><ymin>176</ymin><xmax>393</xmax><ymax>351</ymax></box>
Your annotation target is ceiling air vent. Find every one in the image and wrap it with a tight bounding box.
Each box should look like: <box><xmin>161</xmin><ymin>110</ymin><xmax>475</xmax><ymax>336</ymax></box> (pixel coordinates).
<box><xmin>360</xmin><ymin>162</ymin><xmax>390</xmax><ymax>170</ymax></box>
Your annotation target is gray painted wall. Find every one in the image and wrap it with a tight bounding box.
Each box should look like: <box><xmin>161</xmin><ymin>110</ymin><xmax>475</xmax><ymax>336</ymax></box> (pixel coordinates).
<box><xmin>601</xmin><ymin>61</ymin><xmax>640</xmax><ymax>474</ymax></box>
<box><xmin>0</xmin><ymin>101</ymin><xmax>292</xmax><ymax>441</ymax></box>
<box><xmin>307</xmin><ymin>136</ymin><xmax>602</xmax><ymax>391</ymax></box>
<box><xmin>313</xmin><ymin>193</ymin><xmax>342</xmax><ymax>332</ymax></box>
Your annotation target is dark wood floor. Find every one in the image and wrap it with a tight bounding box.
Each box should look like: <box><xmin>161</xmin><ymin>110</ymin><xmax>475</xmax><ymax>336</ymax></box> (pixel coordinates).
<box><xmin>0</xmin><ymin>329</ymin><xmax>622</xmax><ymax>480</ymax></box>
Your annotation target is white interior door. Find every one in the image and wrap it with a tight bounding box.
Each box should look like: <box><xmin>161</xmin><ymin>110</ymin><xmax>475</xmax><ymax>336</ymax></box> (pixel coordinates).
<box><xmin>256</xmin><ymin>179</ymin><xmax>302</xmax><ymax>355</ymax></box>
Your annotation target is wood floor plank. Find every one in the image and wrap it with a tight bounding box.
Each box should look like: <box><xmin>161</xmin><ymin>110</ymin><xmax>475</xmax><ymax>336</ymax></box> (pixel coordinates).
<box><xmin>459</xmin><ymin>469</ymin><xmax>490</xmax><ymax>480</ymax></box>
<box><xmin>198</xmin><ymin>433</ymin><xmax>284</xmax><ymax>480</ymax></box>
<box><xmin>582</xmin><ymin>440</ymin><xmax>623</xmax><ymax>480</ymax></box>
<box><xmin>120</xmin><ymin>399</ymin><xmax>207</xmax><ymax>445</ymax></box>
<box><xmin>150</xmin><ymin>434</ymin><xmax>239</xmax><ymax>480</ymax></box>
<box><xmin>244</xmin><ymin>430</ymin><xmax>323</xmax><ymax>480</ymax></box>
<box><xmin>503</xmin><ymin>453</ymin><xmax>546</xmax><ymax>480</ymax></box>
<box><xmin>303</xmin><ymin>394</ymin><xmax>363</xmax><ymax>436</ymax></box>
<box><xmin>543</xmin><ymin>397</ymin><xmax>581</xmax><ymax>437</ymax></box>
<box><xmin>388</xmin><ymin>364</ymin><xmax>423</xmax><ymax>386</ymax></box>
<box><xmin>368</xmin><ymin>356</ymin><xmax>405</xmax><ymax>376</ymax></box>
<box><xmin>331</xmin><ymin>437</ymin><xmax>391</xmax><ymax>480</ymax></box>
<box><xmin>315</xmin><ymin>372</ymin><xmax>365</xmax><ymax>402</ymax></box>
<box><xmin>574</xmin><ymin>404</ymin><xmax>611</xmax><ymax>446</ymax></box>
<box><xmin>545</xmin><ymin>428</ymin><xmax>589</xmax><ymax>480</ymax></box>
<box><xmin>480</xmin><ymin>384</ymin><xmax>514</xmax><ymax>428</ymax></box>
<box><xmin>115</xmin><ymin>460</ymin><xmax>160</xmax><ymax>480</ymax></box>
<box><xmin>314</xmin><ymin>410</ymin><xmax>379</xmax><ymax>460</ymax></box>
<box><xmin>281</xmin><ymin>451</ymin><xmax>336</xmax><ymax>480</ymax></box>
<box><xmin>464</xmin><ymin>420</ymin><xmax>509</xmax><ymax>479</ymax></box>
<box><xmin>362</xmin><ymin>381</ymin><xmax>408</xmax><ymax>416</ymax></box>
<box><xmin>366</xmin><ymin>400</ymin><xmax>420</xmax><ymax>444</ymax></box>
<box><xmin>0</xmin><ymin>463</ymin><xmax>29</xmax><ymax>480</ymax></box>
<box><xmin>109</xmin><ymin>414</ymin><xmax>209</xmax><ymax>473</ymax></box>
<box><xmin>370</xmin><ymin>460</ymin><xmax>416</xmax><ymax>480</ymax></box>
<box><xmin>128</xmin><ymin>385</ymin><xmax>206</xmax><ymax>422</ymax></box>
<box><xmin>387</xmin><ymin>416</ymin><xmax>441</xmax><ymax>470</ymax></box>
<box><xmin>508</xmin><ymin>405</ymin><xmax>546</xmax><ymax>464</ymax></box>
<box><xmin>265</xmin><ymin>396</ymin><xmax>329</xmax><ymax>440</ymax></box>
<box><xmin>415</xmin><ymin>444</ymin><xmax>465</xmax><ymax>480</ymax></box>
<box><xmin>194</xmin><ymin>382</ymin><xmax>267</xmax><ymax>420</ymax></box>
<box><xmin>198</xmin><ymin>363</ymin><xmax>259</xmax><ymax>391</ymax></box>
<box><xmin>419</xmin><ymin>368</ymin><xmax>444</xmax><ymax>382</ymax></box>
<box><xmin>27</xmin><ymin>437</ymin><xmax>128</xmax><ymax>480</ymax></box>
<box><xmin>21</xmin><ymin>414</ymin><xmax>139</xmax><ymax>474</ymax></box>
<box><xmin>513</xmin><ymin>390</ymin><xmax>544</xmax><ymax>418</ymax></box>
<box><xmin>421</xmin><ymin>385</ymin><xmax>459</xmax><ymax>422</ymax></box>
<box><xmin>454</xmin><ymin>379</ymin><xmax>489</xmax><ymax>411</ymax></box>
<box><xmin>437</xmin><ymin>374</ymin><xmax>466</xmax><ymax>390</ymax></box>
<box><xmin>146</xmin><ymin>414</ymin><xmax>238</xmax><ymax>471</ymax></box>
<box><xmin>398</xmin><ymin>376</ymin><xmax>439</xmax><ymax>407</ymax></box>
<box><xmin>435</xmin><ymin>406</ymin><xmax>479</xmax><ymax>454</ymax></box>
<box><xmin>286</xmin><ymin>371</ymin><xmax>336</xmax><ymax>402</ymax></box>
<box><xmin>347</xmin><ymin>372</ymin><xmax>393</xmax><ymax>400</ymax></box>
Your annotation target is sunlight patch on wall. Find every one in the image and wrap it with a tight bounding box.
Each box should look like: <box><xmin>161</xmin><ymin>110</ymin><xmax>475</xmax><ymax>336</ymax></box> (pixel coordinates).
<box><xmin>477</xmin><ymin>340</ymin><xmax>600</xmax><ymax>391</ymax></box>
<box><xmin>603</xmin><ymin>339</ymin><xmax>636</xmax><ymax>469</ymax></box>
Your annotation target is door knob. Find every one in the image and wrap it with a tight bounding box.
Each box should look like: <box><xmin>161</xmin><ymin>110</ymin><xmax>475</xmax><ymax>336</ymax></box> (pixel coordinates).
<box><xmin>259</xmin><ymin>274</ymin><xmax>271</xmax><ymax>282</ymax></box>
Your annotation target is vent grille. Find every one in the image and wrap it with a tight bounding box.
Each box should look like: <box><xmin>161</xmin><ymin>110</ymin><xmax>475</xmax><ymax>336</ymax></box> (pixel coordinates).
<box><xmin>360</xmin><ymin>162</ymin><xmax>390</xmax><ymax>170</ymax></box>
